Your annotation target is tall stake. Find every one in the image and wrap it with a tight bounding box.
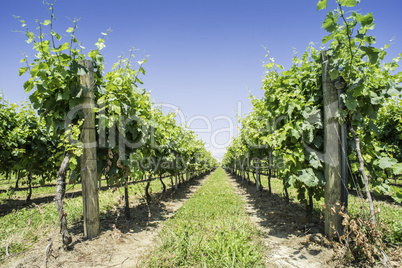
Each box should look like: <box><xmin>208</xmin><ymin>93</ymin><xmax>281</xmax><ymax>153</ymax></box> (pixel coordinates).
<box><xmin>322</xmin><ymin>50</ymin><xmax>343</xmax><ymax>238</ymax></box>
<box><xmin>79</xmin><ymin>59</ymin><xmax>100</xmax><ymax>239</ymax></box>
<box><xmin>256</xmin><ymin>162</ymin><xmax>260</xmax><ymax>191</ymax></box>
<box><xmin>337</xmin><ymin>79</ymin><xmax>349</xmax><ymax>227</ymax></box>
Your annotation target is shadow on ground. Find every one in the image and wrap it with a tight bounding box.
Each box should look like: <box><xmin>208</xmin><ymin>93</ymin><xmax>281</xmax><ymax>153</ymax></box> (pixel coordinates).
<box><xmin>0</xmin><ymin>175</ymin><xmax>206</xmax><ymax>217</ymax></box>
<box><xmin>67</xmin><ymin>173</ymin><xmax>209</xmax><ymax>249</ymax></box>
<box><xmin>1</xmin><ymin>172</ymin><xmax>212</xmax><ymax>268</ymax></box>
<box><xmin>227</xmin><ymin>172</ymin><xmax>324</xmax><ymax>239</ymax></box>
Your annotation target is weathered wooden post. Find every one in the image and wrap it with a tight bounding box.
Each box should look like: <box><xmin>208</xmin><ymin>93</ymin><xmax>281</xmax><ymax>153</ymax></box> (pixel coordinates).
<box><xmin>268</xmin><ymin>151</ymin><xmax>272</xmax><ymax>194</ymax></box>
<box><xmin>79</xmin><ymin>59</ymin><xmax>100</xmax><ymax>239</ymax></box>
<box><xmin>335</xmin><ymin>74</ymin><xmax>349</xmax><ymax>229</ymax></box>
<box><xmin>256</xmin><ymin>161</ymin><xmax>260</xmax><ymax>191</ymax></box>
<box><xmin>322</xmin><ymin>51</ymin><xmax>343</xmax><ymax>238</ymax></box>
<box><xmin>234</xmin><ymin>162</ymin><xmax>236</xmax><ymax>176</ymax></box>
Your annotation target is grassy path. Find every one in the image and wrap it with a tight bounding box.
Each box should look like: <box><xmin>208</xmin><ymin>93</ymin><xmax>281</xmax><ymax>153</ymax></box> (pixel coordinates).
<box><xmin>144</xmin><ymin>167</ymin><xmax>264</xmax><ymax>267</ymax></box>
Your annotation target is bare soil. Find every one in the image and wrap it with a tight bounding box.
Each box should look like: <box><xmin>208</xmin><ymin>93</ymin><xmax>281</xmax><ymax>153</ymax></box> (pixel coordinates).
<box><xmin>226</xmin><ymin>172</ymin><xmax>340</xmax><ymax>268</ymax></box>
<box><xmin>2</xmin><ymin>174</ymin><xmax>210</xmax><ymax>268</ymax></box>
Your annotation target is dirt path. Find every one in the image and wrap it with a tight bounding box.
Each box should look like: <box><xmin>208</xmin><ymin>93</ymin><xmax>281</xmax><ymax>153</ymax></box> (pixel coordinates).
<box><xmin>226</xmin><ymin>172</ymin><xmax>339</xmax><ymax>268</ymax></box>
<box><xmin>3</xmin><ymin>173</ymin><xmax>211</xmax><ymax>268</ymax></box>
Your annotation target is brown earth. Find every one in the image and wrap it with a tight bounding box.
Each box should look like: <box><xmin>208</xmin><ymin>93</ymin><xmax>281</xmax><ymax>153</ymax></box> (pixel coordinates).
<box><xmin>226</xmin><ymin>172</ymin><xmax>401</xmax><ymax>268</ymax></box>
<box><xmin>225</xmin><ymin>172</ymin><xmax>342</xmax><ymax>268</ymax></box>
<box><xmin>2</xmin><ymin>174</ymin><xmax>211</xmax><ymax>268</ymax></box>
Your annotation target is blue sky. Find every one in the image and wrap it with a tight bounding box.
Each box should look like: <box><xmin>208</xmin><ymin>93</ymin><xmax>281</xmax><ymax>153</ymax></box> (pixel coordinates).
<box><xmin>1</xmin><ymin>0</ymin><xmax>401</xmax><ymax>161</ymax></box>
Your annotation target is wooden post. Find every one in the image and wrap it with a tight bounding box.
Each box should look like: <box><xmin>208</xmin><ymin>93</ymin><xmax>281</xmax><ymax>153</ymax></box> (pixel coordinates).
<box><xmin>256</xmin><ymin>162</ymin><xmax>260</xmax><ymax>191</ymax></box>
<box><xmin>268</xmin><ymin>151</ymin><xmax>272</xmax><ymax>194</ymax></box>
<box><xmin>337</xmin><ymin>78</ymin><xmax>349</xmax><ymax>228</ymax></box>
<box><xmin>79</xmin><ymin>59</ymin><xmax>100</xmax><ymax>239</ymax></box>
<box><xmin>322</xmin><ymin>51</ymin><xmax>342</xmax><ymax>239</ymax></box>
<box><xmin>175</xmin><ymin>174</ymin><xmax>178</xmax><ymax>190</ymax></box>
<box><xmin>234</xmin><ymin>162</ymin><xmax>236</xmax><ymax>177</ymax></box>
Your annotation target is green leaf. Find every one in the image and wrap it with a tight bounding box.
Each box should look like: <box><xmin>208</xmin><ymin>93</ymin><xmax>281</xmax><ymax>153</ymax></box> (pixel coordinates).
<box><xmin>69</xmin><ymin>156</ymin><xmax>78</xmax><ymax>171</ymax></box>
<box><xmin>53</xmin><ymin>42</ymin><xmax>69</xmax><ymax>52</ymax></box>
<box><xmin>356</xmin><ymin>12</ymin><xmax>374</xmax><ymax>27</ymax></box>
<box><xmin>56</xmin><ymin>93</ymin><xmax>63</xmax><ymax>102</ymax></box>
<box><xmin>95</xmin><ymin>38</ymin><xmax>106</xmax><ymax>50</ymax></box>
<box><xmin>265</xmin><ymin>62</ymin><xmax>274</xmax><ymax>69</ymax></box>
<box><xmin>373</xmin><ymin>180</ymin><xmax>390</xmax><ymax>196</ymax></box>
<box><xmin>71</xmin><ymin>84</ymin><xmax>81</xmax><ymax>97</ymax></box>
<box><xmin>313</xmin><ymin>136</ymin><xmax>323</xmax><ymax>149</ymax></box>
<box><xmin>95</xmin><ymin>54</ymin><xmax>103</xmax><ymax>65</ymax></box>
<box><xmin>96</xmin><ymin>85</ymin><xmax>107</xmax><ymax>95</ymax></box>
<box><xmin>360</xmin><ymin>46</ymin><xmax>379</xmax><ymax>64</ymax></box>
<box><xmin>329</xmin><ymin>68</ymin><xmax>339</xmax><ymax>80</ymax></box>
<box><xmin>378</xmin><ymin>156</ymin><xmax>397</xmax><ymax>169</ymax></box>
<box><xmin>387</xmin><ymin>79</ymin><xmax>401</xmax><ymax>96</ymax></box>
<box><xmin>345</xmin><ymin>96</ymin><xmax>358</xmax><ymax>111</ymax></box>
<box><xmin>369</xmin><ymin>91</ymin><xmax>382</xmax><ymax>105</ymax></box>
<box><xmin>298</xmin><ymin>168</ymin><xmax>319</xmax><ymax>188</ymax></box>
<box><xmin>322</xmin><ymin>33</ymin><xmax>334</xmax><ymax>44</ymax></box>
<box><xmin>340</xmin><ymin>0</ymin><xmax>358</xmax><ymax>7</ymax></box>
<box><xmin>132</xmin><ymin>85</ymin><xmax>145</xmax><ymax>94</ymax></box>
<box><xmin>288</xmin><ymin>175</ymin><xmax>297</xmax><ymax>186</ymax></box>
<box><xmin>43</xmin><ymin>20</ymin><xmax>51</xmax><ymax>26</ymax></box>
<box><xmin>113</xmin><ymin>77</ymin><xmax>123</xmax><ymax>86</ymax></box>
<box><xmin>322</xmin><ymin>11</ymin><xmax>337</xmax><ymax>32</ymax></box>
<box><xmin>51</xmin><ymin>31</ymin><xmax>62</xmax><ymax>41</ymax></box>
<box><xmin>392</xmin><ymin>163</ymin><xmax>402</xmax><ymax>175</ymax></box>
<box><xmin>275</xmin><ymin>64</ymin><xmax>284</xmax><ymax>70</ymax></box>
<box><xmin>308</xmin><ymin>152</ymin><xmax>322</xmax><ymax>169</ymax></box>
<box><xmin>19</xmin><ymin>67</ymin><xmax>28</xmax><ymax>76</ymax></box>
<box><xmin>317</xmin><ymin>0</ymin><xmax>327</xmax><ymax>10</ymax></box>
<box><xmin>77</xmin><ymin>65</ymin><xmax>87</xmax><ymax>76</ymax></box>
<box><xmin>290</xmin><ymin>129</ymin><xmax>301</xmax><ymax>140</ymax></box>
<box><xmin>349</xmin><ymin>78</ymin><xmax>364</xmax><ymax>97</ymax></box>
<box><xmin>66</xmin><ymin>27</ymin><xmax>74</xmax><ymax>33</ymax></box>
<box><xmin>24</xmin><ymin>80</ymin><xmax>34</xmax><ymax>92</ymax></box>
<box><xmin>391</xmin><ymin>189</ymin><xmax>402</xmax><ymax>203</ymax></box>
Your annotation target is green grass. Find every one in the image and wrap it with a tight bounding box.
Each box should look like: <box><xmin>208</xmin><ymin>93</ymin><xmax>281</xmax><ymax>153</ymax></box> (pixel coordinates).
<box><xmin>0</xmin><ymin>175</ymin><xmax>81</xmax><ymax>202</ymax></box>
<box><xmin>255</xmin><ymin>173</ymin><xmax>402</xmax><ymax>245</ymax></box>
<box><xmin>145</xmin><ymin>168</ymin><xmax>264</xmax><ymax>267</ymax></box>
<box><xmin>0</xmin><ymin>176</ymin><xmax>174</xmax><ymax>259</ymax></box>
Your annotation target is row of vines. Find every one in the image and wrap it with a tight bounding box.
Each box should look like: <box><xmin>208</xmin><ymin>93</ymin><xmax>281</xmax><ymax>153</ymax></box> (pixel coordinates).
<box><xmin>223</xmin><ymin>0</ymin><xmax>401</xmax><ymax>262</ymax></box>
<box><xmin>1</xmin><ymin>2</ymin><xmax>218</xmax><ymax>249</ymax></box>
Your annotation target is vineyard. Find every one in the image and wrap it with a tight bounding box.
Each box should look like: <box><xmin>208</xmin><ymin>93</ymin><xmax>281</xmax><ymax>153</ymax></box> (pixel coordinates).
<box><xmin>222</xmin><ymin>0</ymin><xmax>402</xmax><ymax>264</ymax></box>
<box><xmin>1</xmin><ymin>0</ymin><xmax>402</xmax><ymax>267</ymax></box>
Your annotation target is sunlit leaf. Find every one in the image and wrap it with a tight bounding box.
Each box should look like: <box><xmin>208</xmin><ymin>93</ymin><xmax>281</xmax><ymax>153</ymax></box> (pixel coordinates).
<box><xmin>317</xmin><ymin>0</ymin><xmax>327</xmax><ymax>10</ymax></box>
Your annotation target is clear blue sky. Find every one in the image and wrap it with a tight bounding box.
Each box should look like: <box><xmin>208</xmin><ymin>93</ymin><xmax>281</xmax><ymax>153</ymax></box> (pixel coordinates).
<box><xmin>1</xmin><ymin>0</ymin><xmax>401</xmax><ymax>161</ymax></box>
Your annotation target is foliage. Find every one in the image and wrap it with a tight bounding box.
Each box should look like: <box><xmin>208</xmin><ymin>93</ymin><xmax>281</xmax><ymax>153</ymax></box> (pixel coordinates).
<box><xmin>374</xmin><ymin>98</ymin><xmax>402</xmax><ymax>169</ymax></box>
<box><xmin>0</xmin><ymin>95</ymin><xmax>59</xmax><ymax>190</ymax></box>
<box><xmin>318</xmin><ymin>0</ymin><xmax>402</xmax><ymax>197</ymax></box>
<box><xmin>223</xmin><ymin>45</ymin><xmax>325</xmax><ymax>207</ymax></box>
<box><xmin>16</xmin><ymin>2</ymin><xmax>217</xmax><ymax>189</ymax></box>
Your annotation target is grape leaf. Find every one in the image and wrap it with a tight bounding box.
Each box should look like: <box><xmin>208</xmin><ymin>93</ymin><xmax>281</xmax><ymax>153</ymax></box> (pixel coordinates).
<box><xmin>377</xmin><ymin>156</ymin><xmax>397</xmax><ymax>169</ymax></box>
<box><xmin>317</xmin><ymin>0</ymin><xmax>327</xmax><ymax>10</ymax></box>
